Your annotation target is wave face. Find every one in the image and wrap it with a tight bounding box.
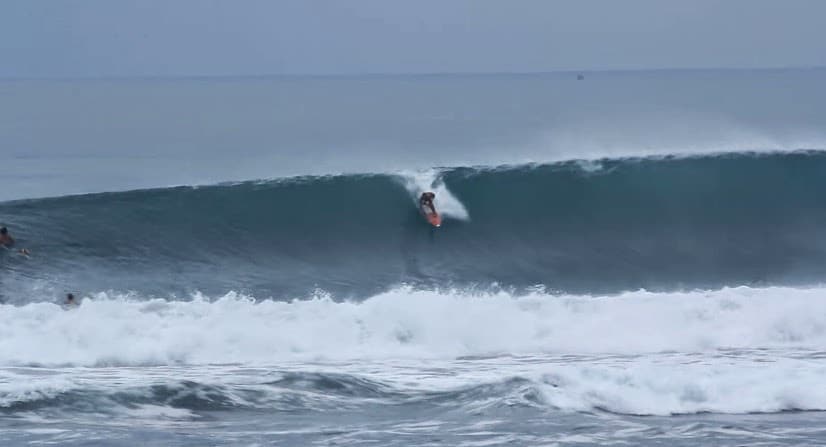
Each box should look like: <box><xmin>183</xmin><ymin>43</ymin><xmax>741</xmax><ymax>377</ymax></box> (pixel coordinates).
<box><xmin>3</xmin><ymin>151</ymin><xmax>826</xmax><ymax>302</ymax></box>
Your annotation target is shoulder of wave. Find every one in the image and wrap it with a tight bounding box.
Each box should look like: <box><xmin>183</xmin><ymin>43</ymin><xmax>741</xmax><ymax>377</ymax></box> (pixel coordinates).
<box><xmin>417</xmin><ymin>148</ymin><xmax>826</xmax><ymax>177</ymax></box>
<box><xmin>0</xmin><ymin>172</ymin><xmax>391</xmax><ymax>205</ymax></box>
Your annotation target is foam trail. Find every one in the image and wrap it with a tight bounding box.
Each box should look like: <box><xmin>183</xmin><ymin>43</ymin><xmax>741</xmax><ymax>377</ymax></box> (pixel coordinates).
<box><xmin>399</xmin><ymin>170</ymin><xmax>470</xmax><ymax>220</ymax></box>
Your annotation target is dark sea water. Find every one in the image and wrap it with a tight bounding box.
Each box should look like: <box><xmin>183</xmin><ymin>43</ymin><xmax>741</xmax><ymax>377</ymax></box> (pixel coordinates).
<box><xmin>2</xmin><ymin>69</ymin><xmax>826</xmax><ymax>446</ymax></box>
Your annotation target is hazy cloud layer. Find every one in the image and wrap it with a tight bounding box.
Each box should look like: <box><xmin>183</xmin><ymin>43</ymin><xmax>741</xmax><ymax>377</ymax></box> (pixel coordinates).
<box><xmin>2</xmin><ymin>0</ymin><xmax>825</xmax><ymax>77</ymax></box>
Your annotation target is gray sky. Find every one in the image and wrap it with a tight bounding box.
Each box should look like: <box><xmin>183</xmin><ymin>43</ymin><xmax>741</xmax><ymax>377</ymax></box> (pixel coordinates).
<box><xmin>2</xmin><ymin>0</ymin><xmax>825</xmax><ymax>77</ymax></box>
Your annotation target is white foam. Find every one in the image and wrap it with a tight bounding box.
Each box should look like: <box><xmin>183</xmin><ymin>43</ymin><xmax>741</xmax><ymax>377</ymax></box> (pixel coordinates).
<box><xmin>538</xmin><ymin>359</ymin><xmax>826</xmax><ymax>415</ymax></box>
<box><xmin>125</xmin><ymin>404</ymin><xmax>197</xmax><ymax>420</ymax></box>
<box><xmin>24</xmin><ymin>428</ymin><xmax>68</xmax><ymax>434</ymax></box>
<box><xmin>0</xmin><ymin>371</ymin><xmax>76</xmax><ymax>407</ymax></box>
<box><xmin>3</xmin><ymin>286</ymin><xmax>826</xmax><ymax>367</ymax></box>
<box><xmin>399</xmin><ymin>170</ymin><xmax>470</xmax><ymax>221</ymax></box>
<box><xmin>2</xmin><ymin>353</ymin><xmax>826</xmax><ymax>416</ymax></box>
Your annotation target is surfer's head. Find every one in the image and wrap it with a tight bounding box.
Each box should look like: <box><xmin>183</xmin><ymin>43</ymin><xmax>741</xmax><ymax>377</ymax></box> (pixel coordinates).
<box><xmin>66</xmin><ymin>293</ymin><xmax>75</xmax><ymax>302</ymax></box>
<box><xmin>0</xmin><ymin>227</ymin><xmax>7</xmax><ymax>235</ymax></box>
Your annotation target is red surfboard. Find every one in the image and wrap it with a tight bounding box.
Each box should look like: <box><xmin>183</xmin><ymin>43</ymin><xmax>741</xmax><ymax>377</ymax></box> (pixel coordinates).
<box><xmin>426</xmin><ymin>211</ymin><xmax>442</xmax><ymax>227</ymax></box>
<box><xmin>421</xmin><ymin>204</ymin><xmax>441</xmax><ymax>227</ymax></box>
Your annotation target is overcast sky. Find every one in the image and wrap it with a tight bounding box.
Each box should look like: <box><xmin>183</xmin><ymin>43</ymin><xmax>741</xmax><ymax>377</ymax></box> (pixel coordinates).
<box><xmin>2</xmin><ymin>0</ymin><xmax>825</xmax><ymax>77</ymax></box>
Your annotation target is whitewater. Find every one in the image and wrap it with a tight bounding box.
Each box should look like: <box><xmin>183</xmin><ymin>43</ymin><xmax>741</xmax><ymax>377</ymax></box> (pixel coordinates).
<box><xmin>4</xmin><ymin>286</ymin><xmax>826</xmax><ymax>444</ymax></box>
<box><xmin>3</xmin><ymin>69</ymin><xmax>826</xmax><ymax>446</ymax></box>
<box><xmin>4</xmin><ymin>286</ymin><xmax>826</xmax><ymax>366</ymax></box>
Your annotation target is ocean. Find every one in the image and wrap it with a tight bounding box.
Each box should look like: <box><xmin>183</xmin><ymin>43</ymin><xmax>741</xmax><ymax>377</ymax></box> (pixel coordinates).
<box><xmin>2</xmin><ymin>69</ymin><xmax>826</xmax><ymax>446</ymax></box>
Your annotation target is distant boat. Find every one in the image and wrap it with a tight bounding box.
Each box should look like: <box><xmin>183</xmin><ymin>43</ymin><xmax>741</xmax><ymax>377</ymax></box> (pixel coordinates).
<box><xmin>577</xmin><ymin>74</ymin><xmax>585</xmax><ymax>80</ymax></box>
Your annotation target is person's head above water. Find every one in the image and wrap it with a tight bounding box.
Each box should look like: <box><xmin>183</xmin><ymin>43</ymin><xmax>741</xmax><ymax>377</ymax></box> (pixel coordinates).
<box><xmin>0</xmin><ymin>227</ymin><xmax>12</xmax><ymax>245</ymax></box>
<box><xmin>64</xmin><ymin>293</ymin><xmax>79</xmax><ymax>307</ymax></box>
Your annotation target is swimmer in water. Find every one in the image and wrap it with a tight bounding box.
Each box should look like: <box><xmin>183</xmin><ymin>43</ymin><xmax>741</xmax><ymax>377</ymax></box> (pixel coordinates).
<box><xmin>0</xmin><ymin>227</ymin><xmax>13</xmax><ymax>247</ymax></box>
<box><xmin>1</xmin><ymin>227</ymin><xmax>31</xmax><ymax>256</ymax></box>
<box><xmin>64</xmin><ymin>293</ymin><xmax>78</xmax><ymax>307</ymax></box>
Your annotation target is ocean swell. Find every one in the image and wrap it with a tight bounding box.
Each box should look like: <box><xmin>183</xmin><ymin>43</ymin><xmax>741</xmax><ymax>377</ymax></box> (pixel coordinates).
<box><xmin>3</xmin><ymin>151</ymin><xmax>826</xmax><ymax>301</ymax></box>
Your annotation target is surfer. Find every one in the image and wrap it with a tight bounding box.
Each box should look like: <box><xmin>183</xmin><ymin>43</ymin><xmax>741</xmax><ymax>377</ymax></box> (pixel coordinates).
<box><xmin>1</xmin><ymin>227</ymin><xmax>29</xmax><ymax>256</ymax></box>
<box><xmin>0</xmin><ymin>227</ymin><xmax>14</xmax><ymax>247</ymax></box>
<box><xmin>419</xmin><ymin>192</ymin><xmax>442</xmax><ymax>227</ymax></box>
<box><xmin>419</xmin><ymin>192</ymin><xmax>436</xmax><ymax>215</ymax></box>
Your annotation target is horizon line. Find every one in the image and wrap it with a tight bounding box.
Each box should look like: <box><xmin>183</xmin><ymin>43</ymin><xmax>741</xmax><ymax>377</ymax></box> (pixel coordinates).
<box><xmin>1</xmin><ymin>65</ymin><xmax>824</xmax><ymax>82</ymax></box>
